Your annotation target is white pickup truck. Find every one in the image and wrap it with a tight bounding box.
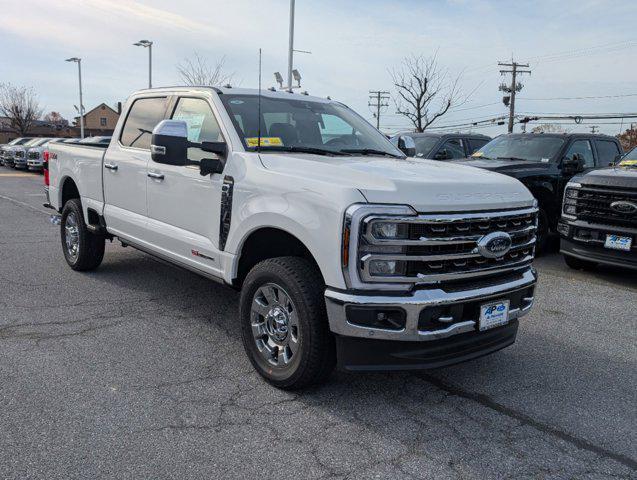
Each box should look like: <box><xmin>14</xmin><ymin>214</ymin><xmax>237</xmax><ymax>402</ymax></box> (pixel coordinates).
<box><xmin>46</xmin><ymin>86</ymin><xmax>538</xmax><ymax>389</ymax></box>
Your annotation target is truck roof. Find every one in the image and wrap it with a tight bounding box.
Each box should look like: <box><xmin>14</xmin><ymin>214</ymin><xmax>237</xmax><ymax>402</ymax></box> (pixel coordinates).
<box><xmin>500</xmin><ymin>132</ymin><xmax>619</xmax><ymax>140</ymax></box>
<box><xmin>393</xmin><ymin>131</ymin><xmax>491</xmax><ymax>139</ymax></box>
<box><xmin>134</xmin><ymin>86</ymin><xmax>333</xmax><ymax>104</ymax></box>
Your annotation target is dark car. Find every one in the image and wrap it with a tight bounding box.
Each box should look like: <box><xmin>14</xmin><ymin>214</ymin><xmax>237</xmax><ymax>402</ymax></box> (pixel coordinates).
<box><xmin>390</xmin><ymin>132</ymin><xmax>491</xmax><ymax>160</ymax></box>
<box><xmin>450</xmin><ymin>133</ymin><xmax>624</xmax><ymax>250</ymax></box>
<box><xmin>559</xmin><ymin>149</ymin><xmax>637</xmax><ymax>270</ymax></box>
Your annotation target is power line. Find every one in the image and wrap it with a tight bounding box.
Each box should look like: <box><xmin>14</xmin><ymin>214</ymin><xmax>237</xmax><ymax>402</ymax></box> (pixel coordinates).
<box><xmin>520</xmin><ymin>93</ymin><xmax>637</xmax><ymax>101</ymax></box>
<box><xmin>368</xmin><ymin>90</ymin><xmax>390</xmax><ymax>130</ymax></box>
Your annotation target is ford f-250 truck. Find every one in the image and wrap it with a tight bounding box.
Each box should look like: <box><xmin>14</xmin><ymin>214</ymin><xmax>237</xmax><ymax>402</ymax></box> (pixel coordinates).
<box><xmin>46</xmin><ymin>87</ymin><xmax>538</xmax><ymax>389</ymax></box>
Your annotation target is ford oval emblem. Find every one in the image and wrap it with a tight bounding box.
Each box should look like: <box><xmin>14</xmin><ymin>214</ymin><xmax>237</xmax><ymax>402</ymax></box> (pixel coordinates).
<box><xmin>610</xmin><ymin>201</ymin><xmax>637</xmax><ymax>215</ymax></box>
<box><xmin>477</xmin><ymin>231</ymin><xmax>513</xmax><ymax>259</ymax></box>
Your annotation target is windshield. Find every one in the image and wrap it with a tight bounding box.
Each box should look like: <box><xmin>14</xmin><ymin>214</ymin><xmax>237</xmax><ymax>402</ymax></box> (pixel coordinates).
<box><xmin>220</xmin><ymin>94</ymin><xmax>404</xmax><ymax>157</ymax></box>
<box><xmin>12</xmin><ymin>138</ymin><xmax>32</xmax><ymax>145</ymax></box>
<box><xmin>24</xmin><ymin>138</ymin><xmax>46</xmax><ymax>147</ymax></box>
<box><xmin>472</xmin><ymin>136</ymin><xmax>565</xmax><ymax>162</ymax></box>
<box><xmin>412</xmin><ymin>136</ymin><xmax>440</xmax><ymax>157</ymax></box>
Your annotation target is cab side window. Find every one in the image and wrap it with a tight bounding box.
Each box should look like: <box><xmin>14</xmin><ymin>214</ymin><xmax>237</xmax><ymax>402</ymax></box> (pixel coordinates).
<box><xmin>120</xmin><ymin>97</ymin><xmax>168</xmax><ymax>150</ymax></box>
<box><xmin>595</xmin><ymin>140</ymin><xmax>621</xmax><ymax>166</ymax></box>
<box><xmin>564</xmin><ymin>140</ymin><xmax>594</xmax><ymax>168</ymax></box>
<box><xmin>171</xmin><ymin>97</ymin><xmax>223</xmax><ymax>163</ymax></box>
<box><xmin>437</xmin><ymin>138</ymin><xmax>465</xmax><ymax>159</ymax></box>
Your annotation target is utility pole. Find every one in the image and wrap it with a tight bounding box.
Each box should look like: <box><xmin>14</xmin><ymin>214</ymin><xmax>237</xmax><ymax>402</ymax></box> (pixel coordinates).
<box><xmin>499</xmin><ymin>60</ymin><xmax>531</xmax><ymax>133</ymax></box>
<box><xmin>368</xmin><ymin>90</ymin><xmax>390</xmax><ymax>130</ymax></box>
<box><xmin>590</xmin><ymin>125</ymin><xmax>599</xmax><ymax>134</ymax></box>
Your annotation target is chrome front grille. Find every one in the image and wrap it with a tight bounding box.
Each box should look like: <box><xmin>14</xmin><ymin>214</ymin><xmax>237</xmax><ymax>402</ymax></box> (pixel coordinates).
<box><xmin>28</xmin><ymin>151</ymin><xmax>40</xmax><ymax>159</ymax></box>
<box><xmin>358</xmin><ymin>207</ymin><xmax>538</xmax><ymax>285</ymax></box>
<box><xmin>574</xmin><ymin>187</ymin><xmax>637</xmax><ymax>227</ymax></box>
<box><xmin>15</xmin><ymin>150</ymin><xmax>24</xmax><ymax>158</ymax></box>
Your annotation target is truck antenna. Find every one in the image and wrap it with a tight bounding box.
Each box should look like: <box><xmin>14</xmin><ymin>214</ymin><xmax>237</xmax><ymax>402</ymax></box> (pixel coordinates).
<box><xmin>257</xmin><ymin>48</ymin><xmax>262</xmax><ymax>153</ymax></box>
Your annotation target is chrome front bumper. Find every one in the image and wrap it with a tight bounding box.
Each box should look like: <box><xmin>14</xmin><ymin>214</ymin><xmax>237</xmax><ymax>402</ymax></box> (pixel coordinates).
<box><xmin>325</xmin><ymin>268</ymin><xmax>537</xmax><ymax>342</ymax></box>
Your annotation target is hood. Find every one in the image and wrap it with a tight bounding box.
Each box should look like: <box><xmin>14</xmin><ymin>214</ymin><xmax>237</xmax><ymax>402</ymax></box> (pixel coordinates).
<box><xmin>260</xmin><ymin>154</ymin><xmax>534</xmax><ymax>212</ymax></box>
<box><xmin>451</xmin><ymin>158</ymin><xmax>552</xmax><ymax>175</ymax></box>
<box><xmin>573</xmin><ymin>166</ymin><xmax>637</xmax><ymax>190</ymax></box>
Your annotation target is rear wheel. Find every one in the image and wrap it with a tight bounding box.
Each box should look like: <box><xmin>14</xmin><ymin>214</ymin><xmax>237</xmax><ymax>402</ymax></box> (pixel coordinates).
<box><xmin>564</xmin><ymin>254</ymin><xmax>596</xmax><ymax>271</ymax></box>
<box><xmin>60</xmin><ymin>199</ymin><xmax>105</xmax><ymax>271</ymax></box>
<box><xmin>240</xmin><ymin>256</ymin><xmax>335</xmax><ymax>390</ymax></box>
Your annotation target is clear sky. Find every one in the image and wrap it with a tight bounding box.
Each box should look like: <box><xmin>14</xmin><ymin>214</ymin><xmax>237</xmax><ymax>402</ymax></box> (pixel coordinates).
<box><xmin>1</xmin><ymin>0</ymin><xmax>636</xmax><ymax>137</ymax></box>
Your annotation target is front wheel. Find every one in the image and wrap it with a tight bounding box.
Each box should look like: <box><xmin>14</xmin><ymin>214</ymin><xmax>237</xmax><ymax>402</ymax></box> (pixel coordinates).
<box><xmin>60</xmin><ymin>198</ymin><xmax>105</xmax><ymax>271</ymax></box>
<box><xmin>240</xmin><ymin>257</ymin><xmax>335</xmax><ymax>390</ymax></box>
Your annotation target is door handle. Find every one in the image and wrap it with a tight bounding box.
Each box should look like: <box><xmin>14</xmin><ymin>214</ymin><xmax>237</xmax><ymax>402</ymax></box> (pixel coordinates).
<box><xmin>147</xmin><ymin>172</ymin><xmax>165</xmax><ymax>180</ymax></box>
<box><xmin>104</xmin><ymin>163</ymin><xmax>118</xmax><ymax>171</ymax></box>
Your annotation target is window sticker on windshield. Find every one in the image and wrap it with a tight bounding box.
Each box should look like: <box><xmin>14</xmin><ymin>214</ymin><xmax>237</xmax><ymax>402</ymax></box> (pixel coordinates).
<box><xmin>230</xmin><ymin>99</ymin><xmax>244</xmax><ymax>105</ymax></box>
<box><xmin>620</xmin><ymin>159</ymin><xmax>637</xmax><ymax>167</ymax></box>
<box><xmin>245</xmin><ymin>137</ymin><xmax>283</xmax><ymax>147</ymax></box>
<box><xmin>541</xmin><ymin>158</ymin><xmax>550</xmax><ymax>163</ymax></box>
<box><xmin>472</xmin><ymin>152</ymin><xmax>484</xmax><ymax>157</ymax></box>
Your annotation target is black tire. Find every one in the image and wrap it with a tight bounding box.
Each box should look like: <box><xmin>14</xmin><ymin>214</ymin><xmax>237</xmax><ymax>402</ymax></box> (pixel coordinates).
<box><xmin>563</xmin><ymin>254</ymin><xmax>596</xmax><ymax>271</ymax></box>
<box><xmin>240</xmin><ymin>256</ymin><xmax>336</xmax><ymax>390</ymax></box>
<box><xmin>60</xmin><ymin>198</ymin><xmax>105</xmax><ymax>271</ymax></box>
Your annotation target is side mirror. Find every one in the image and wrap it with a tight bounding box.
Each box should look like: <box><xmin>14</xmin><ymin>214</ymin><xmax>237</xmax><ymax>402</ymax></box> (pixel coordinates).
<box><xmin>562</xmin><ymin>153</ymin><xmax>585</xmax><ymax>174</ymax></box>
<box><xmin>397</xmin><ymin>135</ymin><xmax>416</xmax><ymax>157</ymax></box>
<box><xmin>434</xmin><ymin>149</ymin><xmax>451</xmax><ymax>160</ymax></box>
<box><xmin>151</xmin><ymin>120</ymin><xmax>188</xmax><ymax>166</ymax></box>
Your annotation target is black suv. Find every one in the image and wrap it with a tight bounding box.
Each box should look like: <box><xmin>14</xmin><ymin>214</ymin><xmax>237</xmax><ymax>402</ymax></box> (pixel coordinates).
<box><xmin>559</xmin><ymin>147</ymin><xmax>637</xmax><ymax>270</ymax></box>
<box><xmin>450</xmin><ymin>133</ymin><xmax>624</xmax><ymax>250</ymax></box>
<box><xmin>390</xmin><ymin>132</ymin><xmax>491</xmax><ymax>160</ymax></box>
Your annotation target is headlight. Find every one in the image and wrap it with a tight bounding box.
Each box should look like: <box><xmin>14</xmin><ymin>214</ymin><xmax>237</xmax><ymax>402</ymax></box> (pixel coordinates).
<box><xmin>565</xmin><ymin>188</ymin><xmax>579</xmax><ymax>199</ymax></box>
<box><xmin>564</xmin><ymin>204</ymin><xmax>577</xmax><ymax>215</ymax></box>
<box><xmin>370</xmin><ymin>221</ymin><xmax>409</xmax><ymax>240</ymax></box>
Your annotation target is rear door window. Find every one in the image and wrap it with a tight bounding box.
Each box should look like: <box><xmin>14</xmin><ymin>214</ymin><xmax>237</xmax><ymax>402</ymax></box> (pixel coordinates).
<box><xmin>120</xmin><ymin>97</ymin><xmax>169</xmax><ymax>150</ymax></box>
<box><xmin>595</xmin><ymin>140</ymin><xmax>622</xmax><ymax>166</ymax></box>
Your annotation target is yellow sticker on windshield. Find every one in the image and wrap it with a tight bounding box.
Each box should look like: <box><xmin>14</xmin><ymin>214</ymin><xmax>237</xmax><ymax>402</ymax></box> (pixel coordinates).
<box><xmin>472</xmin><ymin>152</ymin><xmax>484</xmax><ymax>157</ymax></box>
<box><xmin>246</xmin><ymin>137</ymin><xmax>283</xmax><ymax>147</ymax></box>
<box><xmin>619</xmin><ymin>159</ymin><xmax>637</xmax><ymax>166</ymax></box>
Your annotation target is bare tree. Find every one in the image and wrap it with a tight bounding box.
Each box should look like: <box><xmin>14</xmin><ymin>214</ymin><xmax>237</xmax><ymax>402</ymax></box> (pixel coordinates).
<box><xmin>390</xmin><ymin>53</ymin><xmax>462</xmax><ymax>132</ymax></box>
<box><xmin>0</xmin><ymin>83</ymin><xmax>43</xmax><ymax>135</ymax></box>
<box><xmin>44</xmin><ymin>111</ymin><xmax>69</xmax><ymax>128</ymax></box>
<box><xmin>617</xmin><ymin>125</ymin><xmax>637</xmax><ymax>151</ymax></box>
<box><xmin>177</xmin><ymin>53</ymin><xmax>234</xmax><ymax>87</ymax></box>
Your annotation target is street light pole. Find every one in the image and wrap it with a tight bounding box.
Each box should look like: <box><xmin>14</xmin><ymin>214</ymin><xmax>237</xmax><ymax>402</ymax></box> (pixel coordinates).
<box><xmin>134</xmin><ymin>40</ymin><xmax>153</xmax><ymax>88</ymax></box>
<box><xmin>287</xmin><ymin>0</ymin><xmax>295</xmax><ymax>91</ymax></box>
<box><xmin>66</xmin><ymin>57</ymin><xmax>84</xmax><ymax>139</ymax></box>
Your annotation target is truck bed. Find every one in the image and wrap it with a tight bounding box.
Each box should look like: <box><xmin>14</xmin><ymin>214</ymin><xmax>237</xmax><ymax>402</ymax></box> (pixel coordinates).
<box><xmin>48</xmin><ymin>142</ymin><xmax>107</xmax><ymax>215</ymax></box>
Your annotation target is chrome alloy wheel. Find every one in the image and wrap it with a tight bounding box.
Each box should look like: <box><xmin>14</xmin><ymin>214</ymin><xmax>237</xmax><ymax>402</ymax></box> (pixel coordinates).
<box><xmin>64</xmin><ymin>211</ymin><xmax>80</xmax><ymax>260</ymax></box>
<box><xmin>250</xmin><ymin>283</ymin><xmax>299</xmax><ymax>367</ymax></box>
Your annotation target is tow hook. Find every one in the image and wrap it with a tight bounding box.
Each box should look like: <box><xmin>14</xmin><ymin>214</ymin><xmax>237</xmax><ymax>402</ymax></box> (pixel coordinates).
<box><xmin>50</xmin><ymin>214</ymin><xmax>61</xmax><ymax>225</ymax></box>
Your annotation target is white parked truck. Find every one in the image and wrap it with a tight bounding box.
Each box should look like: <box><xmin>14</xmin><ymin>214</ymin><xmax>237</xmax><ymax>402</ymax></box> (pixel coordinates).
<box><xmin>46</xmin><ymin>87</ymin><xmax>538</xmax><ymax>389</ymax></box>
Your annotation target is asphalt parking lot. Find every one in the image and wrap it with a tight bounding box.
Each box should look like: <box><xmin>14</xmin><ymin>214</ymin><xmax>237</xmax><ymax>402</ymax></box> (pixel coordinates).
<box><xmin>1</xmin><ymin>170</ymin><xmax>635</xmax><ymax>480</ymax></box>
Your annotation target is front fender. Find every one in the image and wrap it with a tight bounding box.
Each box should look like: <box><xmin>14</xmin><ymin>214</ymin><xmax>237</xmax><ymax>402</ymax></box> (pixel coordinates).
<box><xmin>225</xmin><ymin>189</ymin><xmax>366</xmax><ymax>290</ymax></box>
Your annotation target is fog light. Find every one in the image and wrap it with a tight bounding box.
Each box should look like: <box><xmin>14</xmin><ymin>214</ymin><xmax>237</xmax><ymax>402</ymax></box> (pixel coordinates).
<box><xmin>346</xmin><ymin>306</ymin><xmax>406</xmax><ymax>330</ymax></box>
<box><xmin>557</xmin><ymin>222</ymin><xmax>570</xmax><ymax>237</ymax></box>
<box><xmin>368</xmin><ymin>260</ymin><xmax>406</xmax><ymax>276</ymax></box>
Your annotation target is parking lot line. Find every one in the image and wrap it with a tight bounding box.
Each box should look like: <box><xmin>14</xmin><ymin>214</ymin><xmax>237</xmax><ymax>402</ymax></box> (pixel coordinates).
<box><xmin>0</xmin><ymin>173</ymin><xmax>36</xmax><ymax>177</ymax></box>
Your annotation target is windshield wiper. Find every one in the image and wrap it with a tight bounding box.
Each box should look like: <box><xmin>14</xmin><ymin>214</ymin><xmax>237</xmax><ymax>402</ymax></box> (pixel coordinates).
<box><xmin>255</xmin><ymin>146</ymin><xmax>348</xmax><ymax>156</ymax></box>
<box><xmin>339</xmin><ymin>148</ymin><xmax>403</xmax><ymax>158</ymax></box>
<box><xmin>495</xmin><ymin>156</ymin><xmax>534</xmax><ymax>162</ymax></box>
